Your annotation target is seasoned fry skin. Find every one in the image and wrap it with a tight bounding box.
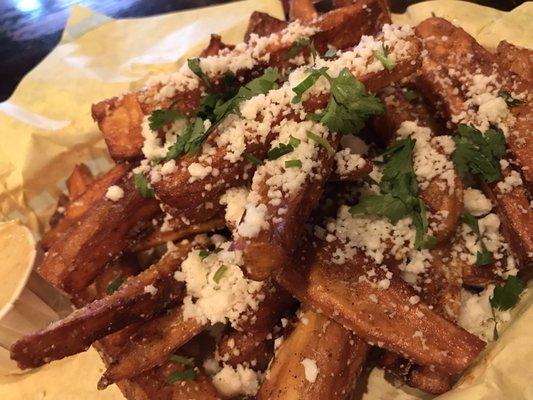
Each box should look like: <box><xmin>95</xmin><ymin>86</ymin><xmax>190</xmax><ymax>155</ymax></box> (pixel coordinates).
<box><xmin>216</xmin><ymin>282</ymin><xmax>294</xmax><ymax>366</ymax></box>
<box><xmin>496</xmin><ymin>40</ymin><xmax>533</xmax><ymax>82</ymax></box>
<box><xmin>66</xmin><ymin>163</ymin><xmax>95</xmax><ymax>198</ymax></box>
<box><xmin>41</xmin><ymin>163</ymin><xmax>131</xmax><ymax>250</ymax></box>
<box><xmin>11</xmin><ymin>244</ymin><xmax>191</xmax><ymax>369</ymax></box>
<box><xmin>38</xmin><ymin>174</ymin><xmax>160</xmax><ymax>294</ymax></box>
<box><xmin>257</xmin><ymin>309</ymin><xmax>368</xmax><ymax>400</ymax></box>
<box><xmin>288</xmin><ymin>0</ymin><xmax>318</xmax><ymax>22</ymax></box>
<box><xmin>276</xmin><ymin>240</ymin><xmax>485</xmax><ymax>375</ymax></box>
<box><xmin>98</xmin><ymin>306</ymin><xmax>207</xmax><ymax>389</ymax></box>
<box><xmin>244</xmin><ymin>12</ymin><xmax>288</xmax><ymax>42</ymax></box>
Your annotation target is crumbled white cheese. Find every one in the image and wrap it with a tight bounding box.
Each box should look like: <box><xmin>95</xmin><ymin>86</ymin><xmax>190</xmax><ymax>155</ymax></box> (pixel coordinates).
<box><xmin>497</xmin><ymin>170</ymin><xmax>523</xmax><ymax>194</ymax></box>
<box><xmin>174</xmin><ymin>244</ymin><xmax>263</xmax><ymax>328</ymax></box>
<box><xmin>105</xmin><ymin>185</ymin><xmax>124</xmax><ymax>202</ymax></box>
<box><xmin>463</xmin><ymin>188</ymin><xmax>492</xmax><ymax>216</ymax></box>
<box><xmin>143</xmin><ymin>284</ymin><xmax>158</xmax><ymax>295</ymax></box>
<box><xmin>301</xmin><ymin>358</ymin><xmax>319</xmax><ymax>383</ymax></box>
<box><xmin>219</xmin><ymin>187</ymin><xmax>249</xmax><ymax>228</ymax></box>
<box><xmin>212</xmin><ymin>364</ymin><xmax>259</xmax><ymax>398</ymax></box>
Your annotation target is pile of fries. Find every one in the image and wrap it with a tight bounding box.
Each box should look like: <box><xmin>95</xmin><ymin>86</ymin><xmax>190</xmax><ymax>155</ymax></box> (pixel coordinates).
<box><xmin>10</xmin><ymin>0</ymin><xmax>532</xmax><ymax>398</ymax></box>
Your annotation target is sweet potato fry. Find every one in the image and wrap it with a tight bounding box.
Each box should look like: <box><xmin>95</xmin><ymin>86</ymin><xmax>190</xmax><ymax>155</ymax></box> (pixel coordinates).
<box><xmin>257</xmin><ymin>309</ymin><xmax>369</xmax><ymax>400</ymax></box>
<box><xmin>276</xmin><ymin>240</ymin><xmax>485</xmax><ymax>375</ymax></box>
<box><xmin>11</xmin><ymin>244</ymin><xmax>191</xmax><ymax>369</ymax></box>
<box><xmin>66</xmin><ymin>163</ymin><xmax>95</xmax><ymax>198</ymax></box>
<box><xmin>244</xmin><ymin>12</ymin><xmax>288</xmax><ymax>42</ymax></box>
<box><xmin>38</xmin><ymin>174</ymin><xmax>160</xmax><ymax>293</ymax></box>
<box><xmin>415</xmin><ymin>17</ymin><xmax>533</xmax><ymax>190</ymax></box>
<box><xmin>496</xmin><ymin>40</ymin><xmax>533</xmax><ymax>82</ymax></box>
<box><xmin>98</xmin><ymin>306</ymin><xmax>207</xmax><ymax>389</ymax></box>
<box><xmin>41</xmin><ymin>163</ymin><xmax>131</xmax><ymax>250</ymax></box>
<box><xmin>216</xmin><ymin>282</ymin><xmax>294</xmax><ymax>366</ymax></box>
<box><xmin>199</xmin><ymin>34</ymin><xmax>234</xmax><ymax>58</ymax></box>
<box><xmin>288</xmin><ymin>0</ymin><xmax>318</xmax><ymax>22</ymax></box>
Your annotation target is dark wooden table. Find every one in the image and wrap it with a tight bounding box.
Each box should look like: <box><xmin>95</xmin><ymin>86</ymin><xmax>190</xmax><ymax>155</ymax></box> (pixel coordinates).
<box><xmin>0</xmin><ymin>0</ymin><xmax>524</xmax><ymax>101</ymax></box>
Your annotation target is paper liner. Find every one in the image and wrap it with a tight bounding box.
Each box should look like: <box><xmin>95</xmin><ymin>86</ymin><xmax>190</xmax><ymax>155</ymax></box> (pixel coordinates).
<box><xmin>0</xmin><ymin>0</ymin><xmax>531</xmax><ymax>398</ymax></box>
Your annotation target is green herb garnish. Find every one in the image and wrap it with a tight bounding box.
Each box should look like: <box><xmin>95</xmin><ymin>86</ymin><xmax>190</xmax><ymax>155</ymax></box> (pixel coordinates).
<box><xmin>291</xmin><ymin>67</ymin><xmax>327</xmax><ymax>104</ymax></box>
<box><xmin>460</xmin><ymin>211</ymin><xmax>494</xmax><ymax>266</ymax></box>
<box><xmin>306</xmin><ymin>130</ymin><xmax>334</xmax><ymax>154</ymax></box>
<box><xmin>106</xmin><ymin>276</ymin><xmax>124</xmax><ymax>295</ymax></box>
<box><xmin>350</xmin><ymin>138</ymin><xmax>431</xmax><ymax>248</ymax></box>
<box><xmin>134</xmin><ymin>173</ymin><xmax>154</xmax><ymax>198</ymax></box>
<box><xmin>199</xmin><ymin>247</ymin><xmax>222</xmax><ymax>259</ymax></box>
<box><xmin>213</xmin><ymin>265</ymin><xmax>228</xmax><ymax>283</ymax></box>
<box><xmin>490</xmin><ymin>276</ymin><xmax>525</xmax><ymax>311</ymax></box>
<box><xmin>498</xmin><ymin>91</ymin><xmax>524</xmax><ymax>108</ymax></box>
<box><xmin>167</xmin><ymin>369</ymin><xmax>197</xmax><ymax>384</ymax></box>
<box><xmin>288</xmin><ymin>135</ymin><xmax>301</xmax><ymax>148</ymax></box>
<box><xmin>323</xmin><ymin>48</ymin><xmax>337</xmax><ymax>60</ymax></box>
<box><xmin>374</xmin><ymin>45</ymin><xmax>395</xmax><ymax>71</ymax></box>
<box><xmin>188</xmin><ymin>58</ymin><xmax>212</xmax><ymax>89</ymax></box>
<box><xmin>245</xmin><ymin>153</ymin><xmax>264</xmax><ymax>166</ymax></box>
<box><xmin>403</xmin><ymin>89</ymin><xmax>422</xmax><ymax>103</ymax></box>
<box><xmin>285</xmin><ymin>38</ymin><xmax>317</xmax><ymax>61</ymax></box>
<box><xmin>267</xmin><ymin>143</ymin><xmax>294</xmax><ymax>160</ymax></box>
<box><xmin>452</xmin><ymin>124</ymin><xmax>506</xmax><ymax>184</ymax></box>
<box><xmin>285</xmin><ymin>159</ymin><xmax>302</xmax><ymax>168</ymax></box>
<box><xmin>148</xmin><ymin>109</ymin><xmax>185</xmax><ymax>131</ymax></box>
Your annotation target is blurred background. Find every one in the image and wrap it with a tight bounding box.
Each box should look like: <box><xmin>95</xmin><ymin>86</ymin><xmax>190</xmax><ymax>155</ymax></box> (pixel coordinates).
<box><xmin>0</xmin><ymin>0</ymin><xmax>526</xmax><ymax>101</ymax></box>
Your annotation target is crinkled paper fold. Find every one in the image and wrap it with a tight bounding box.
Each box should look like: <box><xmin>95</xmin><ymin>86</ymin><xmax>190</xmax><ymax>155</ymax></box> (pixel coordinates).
<box><xmin>0</xmin><ymin>1</ymin><xmax>531</xmax><ymax>399</ymax></box>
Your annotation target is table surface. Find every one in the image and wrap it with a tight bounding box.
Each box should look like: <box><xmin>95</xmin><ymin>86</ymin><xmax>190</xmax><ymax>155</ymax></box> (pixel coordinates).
<box><xmin>0</xmin><ymin>0</ymin><xmax>525</xmax><ymax>101</ymax></box>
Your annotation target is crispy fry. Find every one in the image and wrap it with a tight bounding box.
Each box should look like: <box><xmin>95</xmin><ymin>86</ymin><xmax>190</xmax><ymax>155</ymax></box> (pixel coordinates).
<box><xmin>330</xmin><ymin>155</ymin><xmax>373</xmax><ymax>182</ymax></box>
<box><xmin>66</xmin><ymin>163</ymin><xmax>95</xmax><ymax>198</ymax></box>
<box><xmin>38</xmin><ymin>174</ymin><xmax>160</xmax><ymax>293</ymax></box>
<box><xmin>199</xmin><ymin>34</ymin><xmax>234</xmax><ymax>58</ymax></box>
<box><xmin>257</xmin><ymin>309</ymin><xmax>369</xmax><ymax>400</ymax></box>
<box><xmin>244</xmin><ymin>11</ymin><xmax>288</xmax><ymax>42</ymax></box>
<box><xmin>496</xmin><ymin>40</ymin><xmax>533</xmax><ymax>82</ymax></box>
<box><xmin>288</xmin><ymin>0</ymin><xmax>318</xmax><ymax>22</ymax></box>
<box><xmin>41</xmin><ymin>163</ymin><xmax>131</xmax><ymax>250</ymax></box>
<box><xmin>132</xmin><ymin>217</ymin><xmax>225</xmax><ymax>252</ymax></box>
<box><xmin>415</xmin><ymin>17</ymin><xmax>533</xmax><ymax>190</ymax></box>
<box><xmin>276</xmin><ymin>240</ymin><xmax>485</xmax><ymax>375</ymax></box>
<box><xmin>98</xmin><ymin>306</ymin><xmax>206</xmax><ymax>389</ymax></box>
<box><xmin>121</xmin><ymin>361</ymin><xmax>219</xmax><ymax>400</ymax></box>
<box><xmin>216</xmin><ymin>283</ymin><xmax>294</xmax><ymax>366</ymax></box>
<box><xmin>12</xmin><ymin>244</ymin><xmax>191</xmax><ymax>369</ymax></box>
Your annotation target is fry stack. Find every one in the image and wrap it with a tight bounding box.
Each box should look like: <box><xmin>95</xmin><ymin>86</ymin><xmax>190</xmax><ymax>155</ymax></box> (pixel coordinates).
<box><xmin>10</xmin><ymin>0</ymin><xmax>532</xmax><ymax>398</ymax></box>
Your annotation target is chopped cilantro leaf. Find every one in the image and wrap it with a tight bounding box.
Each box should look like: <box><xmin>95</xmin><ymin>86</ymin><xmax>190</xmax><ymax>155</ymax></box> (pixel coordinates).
<box><xmin>374</xmin><ymin>45</ymin><xmax>395</xmax><ymax>71</ymax></box>
<box><xmin>245</xmin><ymin>153</ymin><xmax>264</xmax><ymax>166</ymax></box>
<box><xmin>268</xmin><ymin>143</ymin><xmax>294</xmax><ymax>160</ymax></box>
<box><xmin>285</xmin><ymin>159</ymin><xmax>302</xmax><ymax>168</ymax></box>
<box><xmin>134</xmin><ymin>173</ymin><xmax>154</xmax><ymax>198</ymax></box>
<box><xmin>460</xmin><ymin>211</ymin><xmax>480</xmax><ymax>235</ymax></box>
<box><xmin>476</xmin><ymin>243</ymin><xmax>494</xmax><ymax>266</ymax></box>
<box><xmin>323</xmin><ymin>48</ymin><xmax>337</xmax><ymax>60</ymax></box>
<box><xmin>498</xmin><ymin>91</ymin><xmax>524</xmax><ymax>108</ymax></box>
<box><xmin>306</xmin><ymin>130</ymin><xmax>334</xmax><ymax>154</ymax></box>
<box><xmin>490</xmin><ymin>276</ymin><xmax>525</xmax><ymax>311</ymax></box>
<box><xmin>199</xmin><ymin>247</ymin><xmax>222</xmax><ymax>259</ymax></box>
<box><xmin>106</xmin><ymin>276</ymin><xmax>124</xmax><ymax>295</ymax></box>
<box><xmin>310</xmin><ymin>68</ymin><xmax>384</xmax><ymax>134</ymax></box>
<box><xmin>452</xmin><ymin>124</ymin><xmax>506</xmax><ymax>183</ymax></box>
<box><xmin>169</xmin><ymin>355</ymin><xmax>194</xmax><ymax>366</ymax></box>
<box><xmin>166</xmin><ymin>117</ymin><xmax>206</xmax><ymax>160</ymax></box>
<box><xmin>421</xmin><ymin>235</ymin><xmax>438</xmax><ymax>249</ymax></box>
<box><xmin>213</xmin><ymin>265</ymin><xmax>228</xmax><ymax>283</ymax></box>
<box><xmin>148</xmin><ymin>109</ymin><xmax>185</xmax><ymax>131</ymax></box>
<box><xmin>285</xmin><ymin>38</ymin><xmax>317</xmax><ymax>61</ymax></box>
<box><xmin>403</xmin><ymin>89</ymin><xmax>422</xmax><ymax>103</ymax></box>
<box><xmin>187</xmin><ymin>58</ymin><xmax>212</xmax><ymax>89</ymax></box>
<box><xmin>349</xmin><ymin>138</ymin><xmax>431</xmax><ymax>248</ymax></box>
<box><xmin>167</xmin><ymin>369</ymin><xmax>197</xmax><ymax>384</ymax></box>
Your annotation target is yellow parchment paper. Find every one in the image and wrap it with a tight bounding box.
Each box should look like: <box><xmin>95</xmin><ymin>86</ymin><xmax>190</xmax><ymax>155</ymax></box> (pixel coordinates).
<box><xmin>0</xmin><ymin>1</ymin><xmax>531</xmax><ymax>399</ymax></box>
